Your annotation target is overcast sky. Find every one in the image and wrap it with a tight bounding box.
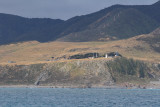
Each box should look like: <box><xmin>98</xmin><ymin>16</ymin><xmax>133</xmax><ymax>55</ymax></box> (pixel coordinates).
<box><xmin>0</xmin><ymin>0</ymin><xmax>158</xmax><ymax>20</ymax></box>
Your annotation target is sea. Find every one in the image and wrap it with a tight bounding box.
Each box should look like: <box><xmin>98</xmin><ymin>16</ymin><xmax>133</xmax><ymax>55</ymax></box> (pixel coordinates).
<box><xmin>0</xmin><ymin>88</ymin><xmax>160</xmax><ymax>107</ymax></box>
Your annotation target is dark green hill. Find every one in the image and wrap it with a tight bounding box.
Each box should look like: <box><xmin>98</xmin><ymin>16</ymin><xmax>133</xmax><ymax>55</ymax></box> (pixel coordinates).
<box><xmin>57</xmin><ymin>1</ymin><xmax>160</xmax><ymax>42</ymax></box>
<box><xmin>0</xmin><ymin>13</ymin><xmax>64</xmax><ymax>44</ymax></box>
<box><xmin>137</xmin><ymin>0</ymin><xmax>160</xmax><ymax>22</ymax></box>
<box><xmin>0</xmin><ymin>1</ymin><xmax>160</xmax><ymax>44</ymax></box>
<box><xmin>57</xmin><ymin>8</ymin><xmax>159</xmax><ymax>42</ymax></box>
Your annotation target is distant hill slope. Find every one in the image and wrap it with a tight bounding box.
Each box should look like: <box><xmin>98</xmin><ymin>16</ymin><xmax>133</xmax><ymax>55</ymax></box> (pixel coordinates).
<box><xmin>57</xmin><ymin>1</ymin><xmax>160</xmax><ymax>42</ymax></box>
<box><xmin>0</xmin><ymin>13</ymin><xmax>65</xmax><ymax>44</ymax></box>
<box><xmin>57</xmin><ymin>8</ymin><xmax>159</xmax><ymax>42</ymax></box>
<box><xmin>0</xmin><ymin>1</ymin><xmax>160</xmax><ymax>44</ymax></box>
<box><xmin>137</xmin><ymin>1</ymin><xmax>160</xmax><ymax>22</ymax></box>
<box><xmin>137</xmin><ymin>27</ymin><xmax>160</xmax><ymax>52</ymax></box>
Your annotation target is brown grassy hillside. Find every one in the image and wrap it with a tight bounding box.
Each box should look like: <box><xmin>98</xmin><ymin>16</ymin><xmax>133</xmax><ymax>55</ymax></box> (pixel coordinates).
<box><xmin>0</xmin><ymin>33</ymin><xmax>160</xmax><ymax>65</ymax></box>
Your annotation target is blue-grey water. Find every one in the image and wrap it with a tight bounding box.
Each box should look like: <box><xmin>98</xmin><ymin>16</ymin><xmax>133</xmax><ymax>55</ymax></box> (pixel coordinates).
<box><xmin>0</xmin><ymin>88</ymin><xmax>160</xmax><ymax>107</ymax></box>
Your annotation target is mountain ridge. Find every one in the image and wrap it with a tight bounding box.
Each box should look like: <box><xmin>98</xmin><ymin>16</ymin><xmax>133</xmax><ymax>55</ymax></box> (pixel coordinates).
<box><xmin>57</xmin><ymin>7</ymin><xmax>159</xmax><ymax>42</ymax></box>
<box><xmin>0</xmin><ymin>1</ymin><xmax>160</xmax><ymax>44</ymax></box>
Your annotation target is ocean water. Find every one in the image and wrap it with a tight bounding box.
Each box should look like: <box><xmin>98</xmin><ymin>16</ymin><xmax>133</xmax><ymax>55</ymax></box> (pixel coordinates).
<box><xmin>0</xmin><ymin>88</ymin><xmax>160</xmax><ymax>107</ymax></box>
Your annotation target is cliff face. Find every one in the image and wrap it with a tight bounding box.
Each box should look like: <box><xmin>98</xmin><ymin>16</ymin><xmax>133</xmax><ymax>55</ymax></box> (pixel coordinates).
<box><xmin>0</xmin><ymin>59</ymin><xmax>113</xmax><ymax>87</ymax></box>
<box><xmin>0</xmin><ymin>58</ymin><xmax>159</xmax><ymax>87</ymax></box>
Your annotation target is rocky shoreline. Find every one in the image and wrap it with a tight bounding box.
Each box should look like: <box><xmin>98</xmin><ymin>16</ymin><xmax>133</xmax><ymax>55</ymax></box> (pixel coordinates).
<box><xmin>0</xmin><ymin>85</ymin><xmax>120</xmax><ymax>89</ymax></box>
<box><xmin>0</xmin><ymin>82</ymin><xmax>160</xmax><ymax>89</ymax></box>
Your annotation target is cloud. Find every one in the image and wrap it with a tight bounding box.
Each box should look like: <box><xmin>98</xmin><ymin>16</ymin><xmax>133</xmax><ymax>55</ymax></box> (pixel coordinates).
<box><xmin>0</xmin><ymin>0</ymin><xmax>158</xmax><ymax>20</ymax></box>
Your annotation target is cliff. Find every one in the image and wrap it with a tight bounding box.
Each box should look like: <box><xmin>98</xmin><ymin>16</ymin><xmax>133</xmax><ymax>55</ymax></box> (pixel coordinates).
<box><xmin>0</xmin><ymin>57</ymin><xmax>159</xmax><ymax>88</ymax></box>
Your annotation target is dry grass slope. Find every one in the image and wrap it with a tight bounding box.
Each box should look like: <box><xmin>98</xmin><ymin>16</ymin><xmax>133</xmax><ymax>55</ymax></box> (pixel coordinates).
<box><xmin>0</xmin><ymin>34</ymin><xmax>160</xmax><ymax>65</ymax></box>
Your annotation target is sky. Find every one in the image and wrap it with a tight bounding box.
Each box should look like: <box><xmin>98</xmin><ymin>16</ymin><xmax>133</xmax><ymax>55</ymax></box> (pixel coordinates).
<box><xmin>0</xmin><ymin>0</ymin><xmax>158</xmax><ymax>20</ymax></box>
